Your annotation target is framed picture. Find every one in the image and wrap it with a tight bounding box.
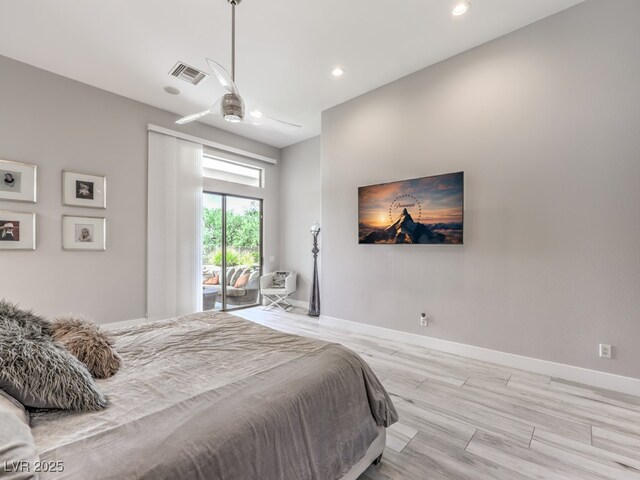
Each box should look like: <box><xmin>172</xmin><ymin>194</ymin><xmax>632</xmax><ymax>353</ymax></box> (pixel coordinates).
<box><xmin>0</xmin><ymin>159</ymin><xmax>37</xmax><ymax>203</ymax></box>
<box><xmin>0</xmin><ymin>211</ymin><xmax>36</xmax><ymax>250</ymax></box>
<box><xmin>62</xmin><ymin>171</ymin><xmax>106</xmax><ymax>208</ymax></box>
<box><xmin>358</xmin><ymin>171</ymin><xmax>464</xmax><ymax>245</ymax></box>
<box><xmin>62</xmin><ymin>215</ymin><xmax>106</xmax><ymax>251</ymax></box>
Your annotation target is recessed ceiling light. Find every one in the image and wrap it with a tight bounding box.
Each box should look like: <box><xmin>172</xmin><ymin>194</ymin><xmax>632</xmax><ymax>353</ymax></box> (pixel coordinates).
<box><xmin>164</xmin><ymin>86</ymin><xmax>180</xmax><ymax>95</ymax></box>
<box><xmin>250</xmin><ymin>110</ymin><xmax>263</xmax><ymax>118</ymax></box>
<box><xmin>452</xmin><ymin>2</ymin><xmax>470</xmax><ymax>16</ymax></box>
<box><xmin>332</xmin><ymin>67</ymin><xmax>345</xmax><ymax>77</ymax></box>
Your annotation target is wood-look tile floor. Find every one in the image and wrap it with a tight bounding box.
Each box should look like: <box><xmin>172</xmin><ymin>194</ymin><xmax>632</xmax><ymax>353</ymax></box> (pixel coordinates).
<box><xmin>233</xmin><ymin>307</ymin><xmax>640</xmax><ymax>480</ymax></box>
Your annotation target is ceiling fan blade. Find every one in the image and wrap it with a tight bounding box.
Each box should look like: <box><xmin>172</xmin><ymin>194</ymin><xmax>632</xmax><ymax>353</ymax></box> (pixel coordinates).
<box><xmin>206</xmin><ymin>58</ymin><xmax>240</xmax><ymax>95</ymax></box>
<box><xmin>175</xmin><ymin>109</ymin><xmax>211</xmax><ymax>125</ymax></box>
<box><xmin>175</xmin><ymin>99</ymin><xmax>222</xmax><ymax>125</ymax></box>
<box><xmin>248</xmin><ymin>111</ymin><xmax>302</xmax><ymax>129</ymax></box>
<box><xmin>263</xmin><ymin>115</ymin><xmax>302</xmax><ymax>128</ymax></box>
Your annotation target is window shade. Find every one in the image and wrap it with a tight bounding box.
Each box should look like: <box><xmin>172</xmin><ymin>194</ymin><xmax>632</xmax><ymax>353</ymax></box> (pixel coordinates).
<box><xmin>147</xmin><ymin>132</ymin><xmax>203</xmax><ymax>320</ymax></box>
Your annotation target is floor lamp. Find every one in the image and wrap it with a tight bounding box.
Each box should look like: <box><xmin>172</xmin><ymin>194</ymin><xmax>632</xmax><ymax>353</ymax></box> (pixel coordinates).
<box><xmin>308</xmin><ymin>222</ymin><xmax>321</xmax><ymax>317</ymax></box>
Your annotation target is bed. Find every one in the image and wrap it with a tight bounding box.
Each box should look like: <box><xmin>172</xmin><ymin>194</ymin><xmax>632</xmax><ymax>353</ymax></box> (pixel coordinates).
<box><xmin>29</xmin><ymin>311</ymin><xmax>398</xmax><ymax>479</ymax></box>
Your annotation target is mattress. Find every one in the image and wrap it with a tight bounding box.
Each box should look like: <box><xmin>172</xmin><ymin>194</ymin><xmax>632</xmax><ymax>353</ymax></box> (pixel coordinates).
<box><xmin>30</xmin><ymin>311</ymin><xmax>397</xmax><ymax>479</ymax></box>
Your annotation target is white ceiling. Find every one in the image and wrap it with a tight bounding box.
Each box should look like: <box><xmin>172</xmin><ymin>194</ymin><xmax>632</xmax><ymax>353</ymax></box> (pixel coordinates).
<box><xmin>0</xmin><ymin>0</ymin><xmax>583</xmax><ymax>148</ymax></box>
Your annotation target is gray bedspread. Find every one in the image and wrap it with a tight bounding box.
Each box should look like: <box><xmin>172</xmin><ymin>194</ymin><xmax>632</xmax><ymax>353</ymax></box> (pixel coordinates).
<box><xmin>30</xmin><ymin>312</ymin><xmax>397</xmax><ymax>480</ymax></box>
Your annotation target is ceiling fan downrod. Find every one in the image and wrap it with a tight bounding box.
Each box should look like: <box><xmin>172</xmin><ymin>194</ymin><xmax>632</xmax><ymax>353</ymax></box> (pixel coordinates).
<box><xmin>222</xmin><ymin>0</ymin><xmax>244</xmax><ymax>123</ymax></box>
<box><xmin>228</xmin><ymin>0</ymin><xmax>241</xmax><ymax>82</ymax></box>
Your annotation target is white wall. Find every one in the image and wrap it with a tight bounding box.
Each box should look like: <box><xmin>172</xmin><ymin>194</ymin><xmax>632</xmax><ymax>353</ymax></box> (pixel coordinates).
<box><xmin>0</xmin><ymin>55</ymin><xmax>280</xmax><ymax>324</ymax></box>
<box><xmin>279</xmin><ymin>137</ymin><xmax>321</xmax><ymax>305</ymax></box>
<box><xmin>320</xmin><ymin>0</ymin><xmax>640</xmax><ymax>379</ymax></box>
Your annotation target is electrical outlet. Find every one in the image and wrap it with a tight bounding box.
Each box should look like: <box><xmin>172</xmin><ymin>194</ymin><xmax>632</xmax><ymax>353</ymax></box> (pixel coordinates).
<box><xmin>599</xmin><ymin>344</ymin><xmax>612</xmax><ymax>359</ymax></box>
<box><xmin>420</xmin><ymin>313</ymin><xmax>428</xmax><ymax>327</ymax></box>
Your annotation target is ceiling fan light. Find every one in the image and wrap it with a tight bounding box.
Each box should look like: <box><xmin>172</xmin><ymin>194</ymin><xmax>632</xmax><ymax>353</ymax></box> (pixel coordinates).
<box><xmin>221</xmin><ymin>93</ymin><xmax>245</xmax><ymax>123</ymax></box>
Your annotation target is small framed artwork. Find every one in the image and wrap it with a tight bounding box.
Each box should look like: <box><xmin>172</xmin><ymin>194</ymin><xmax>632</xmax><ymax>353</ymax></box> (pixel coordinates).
<box><xmin>0</xmin><ymin>159</ymin><xmax>37</xmax><ymax>203</ymax></box>
<box><xmin>62</xmin><ymin>171</ymin><xmax>106</xmax><ymax>208</ymax></box>
<box><xmin>0</xmin><ymin>211</ymin><xmax>36</xmax><ymax>250</ymax></box>
<box><xmin>62</xmin><ymin>215</ymin><xmax>106</xmax><ymax>251</ymax></box>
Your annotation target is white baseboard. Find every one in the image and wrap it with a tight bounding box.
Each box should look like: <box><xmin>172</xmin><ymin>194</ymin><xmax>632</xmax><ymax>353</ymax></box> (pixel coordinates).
<box><xmin>320</xmin><ymin>314</ymin><xmax>640</xmax><ymax>397</ymax></box>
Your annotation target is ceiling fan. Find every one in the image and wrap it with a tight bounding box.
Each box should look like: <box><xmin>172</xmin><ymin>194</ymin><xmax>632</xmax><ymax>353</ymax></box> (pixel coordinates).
<box><xmin>176</xmin><ymin>0</ymin><xmax>301</xmax><ymax>130</ymax></box>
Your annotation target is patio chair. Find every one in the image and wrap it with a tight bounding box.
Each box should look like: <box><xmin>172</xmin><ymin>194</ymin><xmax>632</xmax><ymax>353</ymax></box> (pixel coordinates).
<box><xmin>260</xmin><ymin>271</ymin><xmax>297</xmax><ymax>311</ymax></box>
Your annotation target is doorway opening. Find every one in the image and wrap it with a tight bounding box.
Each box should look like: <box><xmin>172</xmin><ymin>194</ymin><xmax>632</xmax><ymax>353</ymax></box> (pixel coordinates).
<box><xmin>202</xmin><ymin>192</ymin><xmax>263</xmax><ymax>311</ymax></box>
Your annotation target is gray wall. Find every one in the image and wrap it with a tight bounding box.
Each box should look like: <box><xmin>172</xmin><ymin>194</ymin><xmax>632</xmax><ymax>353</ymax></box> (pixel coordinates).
<box><xmin>279</xmin><ymin>137</ymin><xmax>321</xmax><ymax>304</ymax></box>
<box><xmin>0</xmin><ymin>55</ymin><xmax>280</xmax><ymax>324</ymax></box>
<box><xmin>320</xmin><ymin>0</ymin><xmax>640</xmax><ymax>378</ymax></box>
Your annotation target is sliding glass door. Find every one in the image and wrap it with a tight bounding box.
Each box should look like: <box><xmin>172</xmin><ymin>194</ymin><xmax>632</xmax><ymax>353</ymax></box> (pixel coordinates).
<box><xmin>203</xmin><ymin>193</ymin><xmax>224</xmax><ymax>312</ymax></box>
<box><xmin>202</xmin><ymin>192</ymin><xmax>262</xmax><ymax>311</ymax></box>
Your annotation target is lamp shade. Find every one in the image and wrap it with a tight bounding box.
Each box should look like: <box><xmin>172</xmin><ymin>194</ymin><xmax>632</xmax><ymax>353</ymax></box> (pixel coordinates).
<box><xmin>310</xmin><ymin>222</ymin><xmax>320</xmax><ymax>233</ymax></box>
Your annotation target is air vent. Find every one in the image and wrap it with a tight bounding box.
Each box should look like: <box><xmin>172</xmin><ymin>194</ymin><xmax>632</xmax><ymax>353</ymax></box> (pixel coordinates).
<box><xmin>169</xmin><ymin>62</ymin><xmax>208</xmax><ymax>85</ymax></box>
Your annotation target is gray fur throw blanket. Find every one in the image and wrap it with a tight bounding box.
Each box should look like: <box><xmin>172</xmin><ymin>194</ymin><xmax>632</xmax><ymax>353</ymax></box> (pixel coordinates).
<box><xmin>0</xmin><ymin>300</ymin><xmax>108</xmax><ymax>411</ymax></box>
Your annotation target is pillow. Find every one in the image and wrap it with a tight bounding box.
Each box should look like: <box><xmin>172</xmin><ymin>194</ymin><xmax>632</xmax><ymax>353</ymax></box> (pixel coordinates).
<box><xmin>0</xmin><ymin>390</ymin><xmax>39</xmax><ymax>476</ymax></box>
<box><xmin>248</xmin><ymin>271</ymin><xmax>259</xmax><ymax>286</ymax></box>
<box><xmin>52</xmin><ymin>314</ymin><xmax>122</xmax><ymax>379</ymax></box>
<box><xmin>230</xmin><ymin>268</ymin><xmax>246</xmax><ymax>286</ymax></box>
<box><xmin>0</xmin><ymin>300</ymin><xmax>108</xmax><ymax>411</ymax></box>
<box><xmin>203</xmin><ymin>276</ymin><xmax>216</xmax><ymax>285</ymax></box>
<box><xmin>226</xmin><ymin>267</ymin><xmax>236</xmax><ymax>286</ymax></box>
<box><xmin>0</xmin><ymin>388</ymin><xmax>29</xmax><ymax>425</ymax></box>
<box><xmin>271</xmin><ymin>271</ymin><xmax>289</xmax><ymax>288</ymax></box>
<box><xmin>234</xmin><ymin>273</ymin><xmax>250</xmax><ymax>289</ymax></box>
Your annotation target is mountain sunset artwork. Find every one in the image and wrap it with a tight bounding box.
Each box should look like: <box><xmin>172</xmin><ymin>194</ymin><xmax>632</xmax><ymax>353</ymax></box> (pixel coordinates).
<box><xmin>358</xmin><ymin>172</ymin><xmax>464</xmax><ymax>245</ymax></box>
